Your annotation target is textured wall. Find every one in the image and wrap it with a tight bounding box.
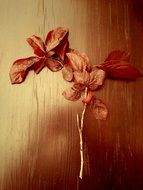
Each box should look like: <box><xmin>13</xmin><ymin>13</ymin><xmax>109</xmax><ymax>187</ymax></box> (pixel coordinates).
<box><xmin>0</xmin><ymin>0</ymin><xmax>143</xmax><ymax>189</ymax></box>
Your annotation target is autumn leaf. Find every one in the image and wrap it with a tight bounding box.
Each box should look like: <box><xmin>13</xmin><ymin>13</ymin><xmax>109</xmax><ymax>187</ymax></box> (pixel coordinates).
<box><xmin>31</xmin><ymin>58</ymin><xmax>46</xmax><ymax>74</ymax></box>
<box><xmin>55</xmin><ymin>36</ymin><xmax>69</xmax><ymax>61</ymax></box>
<box><xmin>62</xmin><ymin>52</ymin><xmax>107</xmax><ymax>93</ymax></box>
<box><xmin>45</xmin><ymin>27</ymin><xmax>69</xmax><ymax>52</ymax></box>
<box><xmin>66</xmin><ymin>50</ymin><xmax>91</xmax><ymax>72</ymax></box>
<box><xmin>10</xmin><ymin>27</ymin><xmax>70</xmax><ymax>84</ymax></box>
<box><xmin>46</xmin><ymin>58</ymin><xmax>63</xmax><ymax>72</ymax></box>
<box><xmin>105</xmin><ymin>50</ymin><xmax>130</xmax><ymax>62</ymax></box>
<box><xmin>9</xmin><ymin>57</ymin><xmax>40</xmax><ymax>84</ymax></box>
<box><xmin>90</xmin><ymin>97</ymin><xmax>108</xmax><ymax>120</ymax></box>
<box><xmin>62</xmin><ymin>65</ymin><xmax>73</xmax><ymax>82</ymax></box>
<box><xmin>27</xmin><ymin>35</ymin><xmax>46</xmax><ymax>57</ymax></box>
<box><xmin>89</xmin><ymin>69</ymin><xmax>106</xmax><ymax>90</ymax></box>
<box><xmin>79</xmin><ymin>52</ymin><xmax>91</xmax><ymax>72</ymax></box>
<box><xmin>66</xmin><ymin>52</ymin><xmax>83</xmax><ymax>71</ymax></box>
<box><xmin>62</xmin><ymin>88</ymin><xmax>81</xmax><ymax>101</ymax></box>
<box><xmin>74</xmin><ymin>71</ymin><xmax>90</xmax><ymax>85</ymax></box>
<box><xmin>97</xmin><ymin>60</ymin><xmax>142</xmax><ymax>80</ymax></box>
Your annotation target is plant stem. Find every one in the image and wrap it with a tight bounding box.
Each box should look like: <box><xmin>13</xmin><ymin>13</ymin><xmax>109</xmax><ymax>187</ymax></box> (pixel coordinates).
<box><xmin>77</xmin><ymin>87</ymin><xmax>88</xmax><ymax>179</ymax></box>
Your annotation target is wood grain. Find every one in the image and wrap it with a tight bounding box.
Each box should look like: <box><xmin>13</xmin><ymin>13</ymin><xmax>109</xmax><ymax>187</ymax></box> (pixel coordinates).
<box><xmin>0</xmin><ymin>0</ymin><xmax>143</xmax><ymax>189</ymax></box>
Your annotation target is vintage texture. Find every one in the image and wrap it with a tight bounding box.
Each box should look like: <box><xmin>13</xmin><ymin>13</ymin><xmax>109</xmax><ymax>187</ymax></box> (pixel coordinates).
<box><xmin>0</xmin><ymin>0</ymin><xmax>143</xmax><ymax>190</ymax></box>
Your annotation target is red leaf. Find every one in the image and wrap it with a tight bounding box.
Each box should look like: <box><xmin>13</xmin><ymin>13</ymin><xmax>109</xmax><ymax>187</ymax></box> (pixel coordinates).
<box><xmin>66</xmin><ymin>51</ymin><xmax>91</xmax><ymax>72</ymax></box>
<box><xmin>97</xmin><ymin>60</ymin><xmax>142</xmax><ymax>80</ymax></box>
<box><xmin>82</xmin><ymin>91</ymin><xmax>94</xmax><ymax>104</ymax></box>
<box><xmin>89</xmin><ymin>69</ymin><xmax>106</xmax><ymax>90</ymax></box>
<box><xmin>62</xmin><ymin>65</ymin><xmax>73</xmax><ymax>82</ymax></box>
<box><xmin>31</xmin><ymin>58</ymin><xmax>45</xmax><ymax>74</ymax></box>
<box><xmin>46</xmin><ymin>58</ymin><xmax>63</xmax><ymax>72</ymax></box>
<box><xmin>74</xmin><ymin>71</ymin><xmax>90</xmax><ymax>85</ymax></box>
<box><xmin>27</xmin><ymin>35</ymin><xmax>46</xmax><ymax>57</ymax></box>
<box><xmin>90</xmin><ymin>97</ymin><xmax>108</xmax><ymax>120</ymax></box>
<box><xmin>55</xmin><ymin>36</ymin><xmax>69</xmax><ymax>61</ymax></box>
<box><xmin>66</xmin><ymin>52</ymin><xmax>82</xmax><ymax>71</ymax></box>
<box><xmin>105</xmin><ymin>50</ymin><xmax>130</xmax><ymax>62</ymax></box>
<box><xmin>9</xmin><ymin>57</ymin><xmax>40</xmax><ymax>84</ymax></box>
<box><xmin>80</xmin><ymin>52</ymin><xmax>91</xmax><ymax>72</ymax></box>
<box><xmin>45</xmin><ymin>27</ymin><xmax>69</xmax><ymax>52</ymax></box>
<box><xmin>62</xmin><ymin>88</ymin><xmax>81</xmax><ymax>101</ymax></box>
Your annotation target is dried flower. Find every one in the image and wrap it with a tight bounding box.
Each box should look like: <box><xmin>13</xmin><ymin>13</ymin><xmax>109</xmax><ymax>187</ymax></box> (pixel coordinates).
<box><xmin>9</xmin><ymin>28</ymin><xmax>142</xmax><ymax>180</ymax></box>
<box><xmin>10</xmin><ymin>27</ymin><xmax>69</xmax><ymax>84</ymax></box>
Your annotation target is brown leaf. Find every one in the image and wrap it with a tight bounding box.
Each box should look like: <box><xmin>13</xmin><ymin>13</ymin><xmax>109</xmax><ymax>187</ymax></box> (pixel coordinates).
<box><xmin>55</xmin><ymin>36</ymin><xmax>69</xmax><ymax>61</ymax></box>
<box><xmin>62</xmin><ymin>65</ymin><xmax>73</xmax><ymax>82</ymax></box>
<box><xmin>10</xmin><ymin>57</ymin><xmax>40</xmax><ymax>84</ymax></box>
<box><xmin>105</xmin><ymin>50</ymin><xmax>130</xmax><ymax>62</ymax></box>
<box><xmin>46</xmin><ymin>58</ymin><xmax>63</xmax><ymax>72</ymax></box>
<box><xmin>31</xmin><ymin>58</ymin><xmax>45</xmax><ymax>74</ymax></box>
<box><xmin>45</xmin><ymin>27</ymin><xmax>69</xmax><ymax>52</ymax></box>
<box><xmin>80</xmin><ymin>52</ymin><xmax>91</xmax><ymax>72</ymax></box>
<box><xmin>89</xmin><ymin>69</ymin><xmax>106</xmax><ymax>90</ymax></box>
<box><xmin>90</xmin><ymin>97</ymin><xmax>108</xmax><ymax>120</ymax></box>
<box><xmin>66</xmin><ymin>52</ymin><xmax>82</xmax><ymax>71</ymax></box>
<box><xmin>74</xmin><ymin>71</ymin><xmax>90</xmax><ymax>85</ymax></box>
<box><xmin>27</xmin><ymin>35</ymin><xmax>46</xmax><ymax>57</ymax></box>
<box><xmin>66</xmin><ymin>51</ymin><xmax>91</xmax><ymax>72</ymax></box>
<box><xmin>62</xmin><ymin>88</ymin><xmax>81</xmax><ymax>101</ymax></box>
<box><xmin>97</xmin><ymin>60</ymin><xmax>142</xmax><ymax>80</ymax></box>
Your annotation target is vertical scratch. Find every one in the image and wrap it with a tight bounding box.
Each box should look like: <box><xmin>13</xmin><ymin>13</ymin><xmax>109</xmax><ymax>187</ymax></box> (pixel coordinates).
<box><xmin>124</xmin><ymin>2</ymin><xmax>130</xmax><ymax>50</ymax></box>
<box><xmin>108</xmin><ymin>0</ymin><xmax>112</xmax><ymax>51</ymax></box>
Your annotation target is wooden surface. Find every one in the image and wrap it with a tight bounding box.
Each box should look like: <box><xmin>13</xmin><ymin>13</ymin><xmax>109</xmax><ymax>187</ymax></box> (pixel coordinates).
<box><xmin>0</xmin><ymin>0</ymin><xmax>143</xmax><ymax>189</ymax></box>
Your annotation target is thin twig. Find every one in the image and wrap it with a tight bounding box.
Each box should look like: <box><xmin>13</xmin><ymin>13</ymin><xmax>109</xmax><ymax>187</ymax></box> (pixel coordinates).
<box><xmin>76</xmin><ymin>113</ymin><xmax>80</xmax><ymax>132</ymax></box>
<box><xmin>77</xmin><ymin>87</ymin><xmax>88</xmax><ymax>179</ymax></box>
<box><xmin>77</xmin><ymin>113</ymin><xmax>83</xmax><ymax>179</ymax></box>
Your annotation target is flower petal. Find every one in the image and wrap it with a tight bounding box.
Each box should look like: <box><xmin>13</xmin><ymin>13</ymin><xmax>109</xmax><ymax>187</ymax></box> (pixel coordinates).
<box><xmin>45</xmin><ymin>27</ymin><xmax>69</xmax><ymax>52</ymax></box>
<box><xmin>66</xmin><ymin>51</ymin><xmax>91</xmax><ymax>72</ymax></box>
<box><xmin>105</xmin><ymin>50</ymin><xmax>130</xmax><ymax>62</ymax></box>
<box><xmin>9</xmin><ymin>57</ymin><xmax>40</xmax><ymax>84</ymax></box>
<box><xmin>27</xmin><ymin>35</ymin><xmax>46</xmax><ymax>57</ymax></box>
<box><xmin>90</xmin><ymin>97</ymin><xmax>108</xmax><ymax>120</ymax></box>
<box><xmin>62</xmin><ymin>88</ymin><xmax>81</xmax><ymax>101</ymax></box>
<box><xmin>46</xmin><ymin>58</ymin><xmax>63</xmax><ymax>72</ymax></box>
<box><xmin>62</xmin><ymin>65</ymin><xmax>73</xmax><ymax>82</ymax></box>
<box><xmin>74</xmin><ymin>71</ymin><xmax>90</xmax><ymax>85</ymax></box>
<box><xmin>89</xmin><ymin>69</ymin><xmax>106</xmax><ymax>90</ymax></box>
<box><xmin>97</xmin><ymin>60</ymin><xmax>142</xmax><ymax>80</ymax></box>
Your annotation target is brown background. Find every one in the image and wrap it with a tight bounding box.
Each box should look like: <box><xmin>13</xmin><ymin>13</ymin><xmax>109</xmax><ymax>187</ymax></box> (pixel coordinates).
<box><xmin>0</xmin><ymin>0</ymin><xmax>143</xmax><ymax>190</ymax></box>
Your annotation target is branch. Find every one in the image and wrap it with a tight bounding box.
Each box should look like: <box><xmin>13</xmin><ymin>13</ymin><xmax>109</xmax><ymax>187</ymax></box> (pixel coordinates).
<box><xmin>77</xmin><ymin>87</ymin><xmax>88</xmax><ymax>179</ymax></box>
